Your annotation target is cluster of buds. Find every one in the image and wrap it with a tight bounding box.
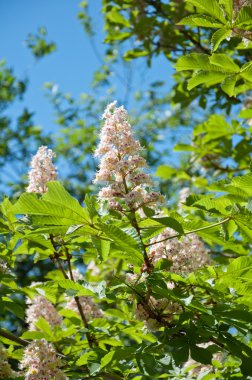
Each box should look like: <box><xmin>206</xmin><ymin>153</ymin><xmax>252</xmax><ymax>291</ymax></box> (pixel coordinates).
<box><xmin>20</xmin><ymin>339</ymin><xmax>67</xmax><ymax>380</ymax></box>
<box><xmin>26</xmin><ymin>294</ymin><xmax>62</xmax><ymax>331</ymax></box>
<box><xmin>148</xmin><ymin>229</ymin><xmax>211</xmax><ymax>275</ymax></box>
<box><xmin>27</xmin><ymin>146</ymin><xmax>57</xmax><ymax>193</ymax></box>
<box><xmin>0</xmin><ymin>344</ymin><xmax>17</xmax><ymax>378</ymax></box>
<box><xmin>94</xmin><ymin>101</ymin><xmax>164</xmax><ymax>211</ymax></box>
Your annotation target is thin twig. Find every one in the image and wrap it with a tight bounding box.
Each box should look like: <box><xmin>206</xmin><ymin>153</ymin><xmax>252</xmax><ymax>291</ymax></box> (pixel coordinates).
<box><xmin>145</xmin><ymin>217</ymin><xmax>231</xmax><ymax>247</ymax></box>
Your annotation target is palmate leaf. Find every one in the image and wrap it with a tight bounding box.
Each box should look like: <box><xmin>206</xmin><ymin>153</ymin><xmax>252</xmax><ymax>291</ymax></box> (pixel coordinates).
<box><xmin>186</xmin><ymin>0</ymin><xmax>227</xmax><ymax>23</ymax></box>
<box><xmin>178</xmin><ymin>14</ymin><xmax>224</xmax><ymax>28</ymax></box>
<box><xmin>11</xmin><ymin>182</ymin><xmax>90</xmax><ymax>226</ymax></box>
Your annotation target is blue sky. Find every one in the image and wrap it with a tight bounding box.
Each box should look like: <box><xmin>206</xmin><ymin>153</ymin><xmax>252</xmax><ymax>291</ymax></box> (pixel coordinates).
<box><xmin>0</xmin><ymin>0</ymin><xmax>173</xmax><ymax>133</ymax></box>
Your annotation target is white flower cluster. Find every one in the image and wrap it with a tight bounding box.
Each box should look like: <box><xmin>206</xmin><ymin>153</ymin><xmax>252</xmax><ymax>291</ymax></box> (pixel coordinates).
<box><xmin>0</xmin><ymin>344</ymin><xmax>17</xmax><ymax>379</ymax></box>
<box><xmin>27</xmin><ymin>146</ymin><xmax>57</xmax><ymax>193</ymax></box>
<box><xmin>129</xmin><ymin>228</ymin><xmax>210</xmax><ymax>329</ymax></box>
<box><xmin>94</xmin><ymin>101</ymin><xmax>164</xmax><ymax>211</ymax></box>
<box><xmin>26</xmin><ymin>295</ymin><xmax>62</xmax><ymax>331</ymax></box>
<box><xmin>66</xmin><ymin>296</ymin><xmax>103</xmax><ymax>320</ymax></box>
<box><xmin>148</xmin><ymin>229</ymin><xmax>211</xmax><ymax>275</ymax></box>
<box><xmin>20</xmin><ymin>339</ymin><xmax>67</xmax><ymax>380</ymax></box>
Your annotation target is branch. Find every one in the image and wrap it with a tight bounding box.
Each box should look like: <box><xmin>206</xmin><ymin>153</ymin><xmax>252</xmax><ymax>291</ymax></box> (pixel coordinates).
<box><xmin>0</xmin><ymin>329</ymin><xmax>28</xmax><ymax>346</ymax></box>
<box><xmin>145</xmin><ymin>217</ymin><xmax>231</xmax><ymax>247</ymax></box>
<box><xmin>49</xmin><ymin>235</ymin><xmax>95</xmax><ymax>348</ymax></box>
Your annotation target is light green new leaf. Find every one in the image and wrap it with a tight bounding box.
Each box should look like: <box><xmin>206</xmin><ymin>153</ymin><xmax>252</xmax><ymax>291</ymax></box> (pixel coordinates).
<box><xmin>106</xmin><ymin>9</ymin><xmax>130</xmax><ymax>27</ymax></box>
<box><xmin>176</xmin><ymin>54</ymin><xmax>214</xmax><ymax>71</ymax></box>
<box><xmin>186</xmin><ymin>0</ymin><xmax>227</xmax><ymax>23</ymax></box>
<box><xmin>221</xmin><ymin>75</ymin><xmax>237</xmax><ymax>96</ymax></box>
<box><xmin>234</xmin><ymin>6</ymin><xmax>252</xmax><ymax>29</ymax></box>
<box><xmin>219</xmin><ymin>0</ymin><xmax>233</xmax><ymax>21</ymax></box>
<box><xmin>187</xmin><ymin>70</ymin><xmax>227</xmax><ymax>90</ymax></box>
<box><xmin>240</xmin><ymin>62</ymin><xmax>252</xmax><ymax>82</ymax></box>
<box><xmin>211</xmin><ymin>28</ymin><xmax>232</xmax><ymax>51</ymax></box>
<box><xmin>178</xmin><ymin>14</ymin><xmax>224</xmax><ymax>28</ymax></box>
<box><xmin>209</xmin><ymin>54</ymin><xmax>240</xmax><ymax>72</ymax></box>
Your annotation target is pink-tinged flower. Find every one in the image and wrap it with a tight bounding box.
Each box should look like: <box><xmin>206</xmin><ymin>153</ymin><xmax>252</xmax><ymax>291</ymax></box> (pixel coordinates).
<box><xmin>148</xmin><ymin>229</ymin><xmax>211</xmax><ymax>275</ymax></box>
<box><xmin>66</xmin><ymin>296</ymin><xmax>103</xmax><ymax>320</ymax></box>
<box><xmin>27</xmin><ymin>146</ymin><xmax>57</xmax><ymax>193</ymax></box>
<box><xmin>94</xmin><ymin>101</ymin><xmax>164</xmax><ymax>211</ymax></box>
<box><xmin>20</xmin><ymin>339</ymin><xmax>67</xmax><ymax>380</ymax></box>
<box><xmin>26</xmin><ymin>295</ymin><xmax>62</xmax><ymax>331</ymax></box>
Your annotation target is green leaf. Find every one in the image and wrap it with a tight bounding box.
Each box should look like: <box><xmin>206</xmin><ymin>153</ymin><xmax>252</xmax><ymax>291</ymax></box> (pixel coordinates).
<box><xmin>91</xmin><ymin>236</ymin><xmax>110</xmax><ymax>261</ymax></box>
<box><xmin>124</xmin><ymin>49</ymin><xmax>149</xmax><ymax>60</ymax></box>
<box><xmin>100</xmin><ymin>350</ymin><xmax>115</xmax><ymax>370</ymax></box>
<box><xmin>188</xmin><ymin>70</ymin><xmax>227</xmax><ymax>90</ymax></box>
<box><xmin>12</xmin><ymin>182</ymin><xmax>89</xmax><ymax>226</ymax></box>
<box><xmin>155</xmin><ymin>165</ymin><xmax>177</xmax><ymax>179</ymax></box>
<box><xmin>84</xmin><ymin>194</ymin><xmax>97</xmax><ymax>220</ymax></box>
<box><xmin>106</xmin><ymin>10</ymin><xmax>130</xmax><ymax>27</ymax></box>
<box><xmin>178</xmin><ymin>14</ymin><xmax>224</xmax><ymax>28</ymax></box>
<box><xmin>35</xmin><ymin>317</ymin><xmax>53</xmax><ymax>336</ymax></box>
<box><xmin>151</xmin><ymin>217</ymin><xmax>184</xmax><ymax>235</ymax></box>
<box><xmin>98</xmin><ymin>222</ymin><xmax>143</xmax><ymax>264</ymax></box>
<box><xmin>234</xmin><ymin>6</ymin><xmax>252</xmax><ymax>29</ymax></box>
<box><xmin>176</xmin><ymin>54</ymin><xmax>214</xmax><ymax>72</ymax></box>
<box><xmin>190</xmin><ymin>346</ymin><xmax>213</xmax><ymax>365</ymax></box>
<box><xmin>211</xmin><ymin>28</ymin><xmax>232</xmax><ymax>51</ymax></box>
<box><xmin>221</xmin><ymin>75</ymin><xmax>237</xmax><ymax>96</ymax></box>
<box><xmin>209</xmin><ymin>54</ymin><xmax>240</xmax><ymax>72</ymax></box>
<box><xmin>219</xmin><ymin>0</ymin><xmax>233</xmax><ymax>21</ymax></box>
<box><xmin>240</xmin><ymin>62</ymin><xmax>252</xmax><ymax>82</ymax></box>
<box><xmin>231</xmin><ymin>173</ymin><xmax>252</xmax><ymax>196</ymax></box>
<box><xmin>186</xmin><ymin>0</ymin><xmax>227</xmax><ymax>23</ymax></box>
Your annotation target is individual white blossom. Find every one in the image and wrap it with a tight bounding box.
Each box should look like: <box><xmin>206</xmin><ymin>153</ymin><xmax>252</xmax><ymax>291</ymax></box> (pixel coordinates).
<box><xmin>26</xmin><ymin>295</ymin><xmax>62</xmax><ymax>331</ymax></box>
<box><xmin>0</xmin><ymin>344</ymin><xmax>17</xmax><ymax>378</ymax></box>
<box><xmin>94</xmin><ymin>101</ymin><xmax>164</xmax><ymax>211</ymax></box>
<box><xmin>27</xmin><ymin>146</ymin><xmax>57</xmax><ymax>193</ymax></box>
<box><xmin>20</xmin><ymin>339</ymin><xmax>67</xmax><ymax>380</ymax></box>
